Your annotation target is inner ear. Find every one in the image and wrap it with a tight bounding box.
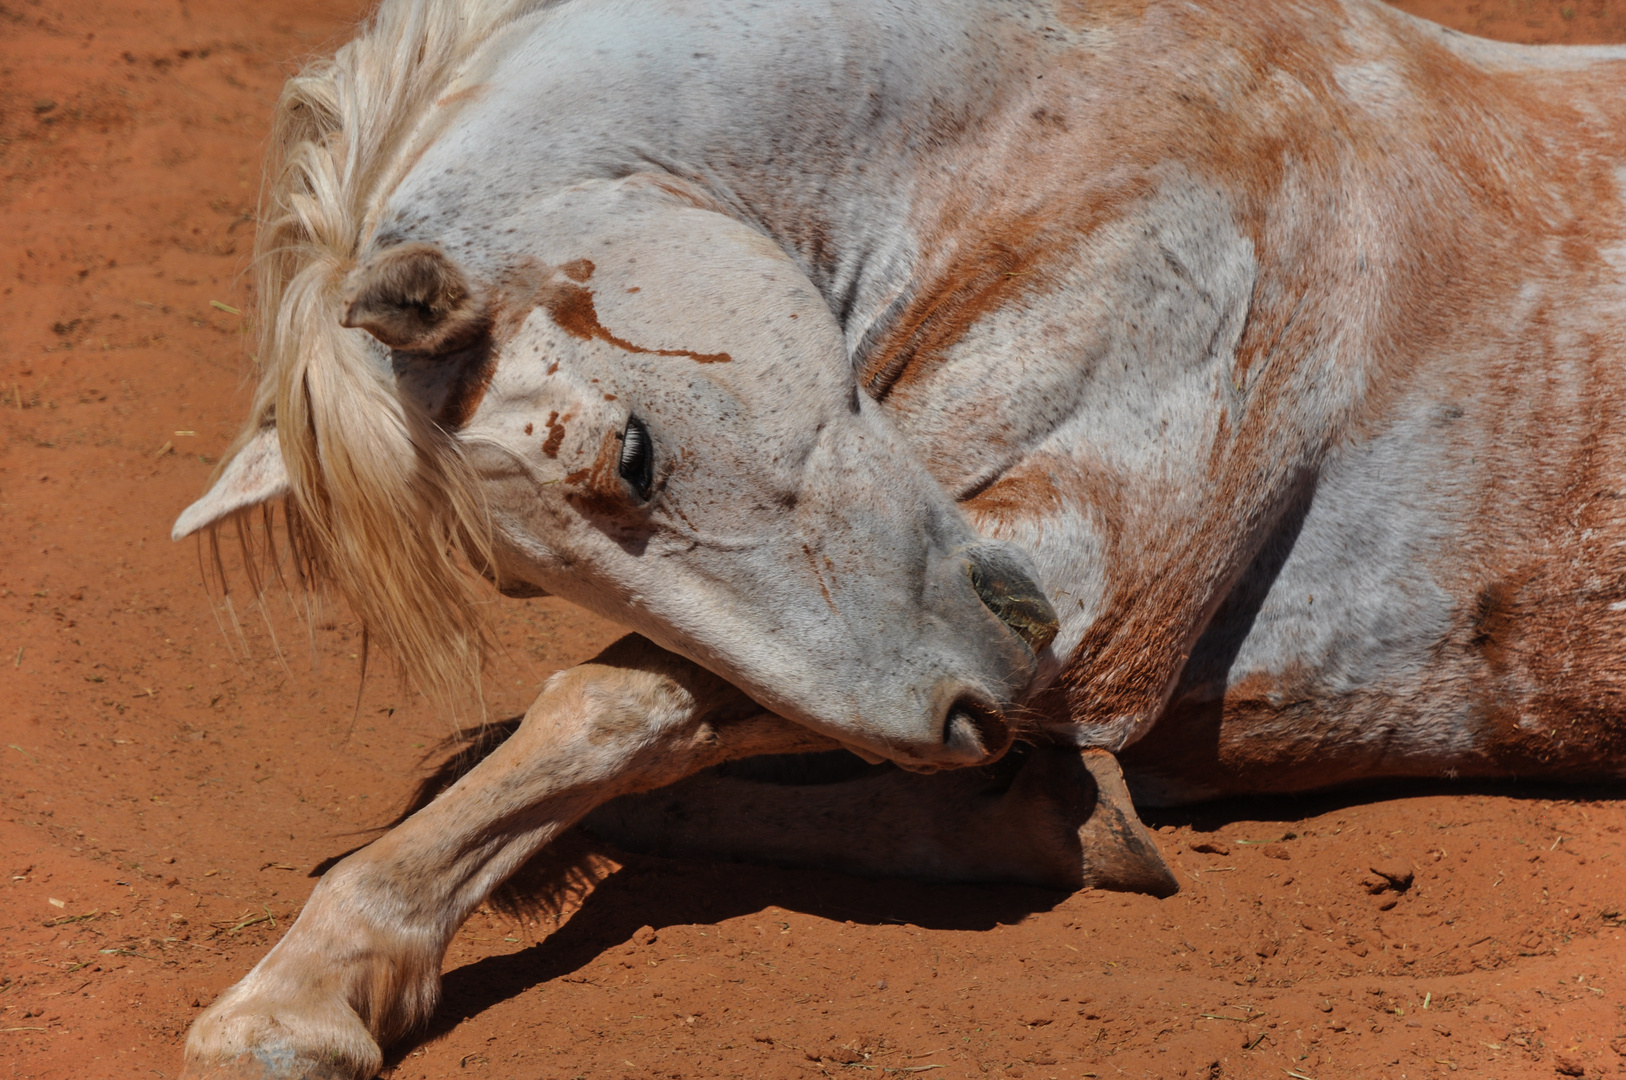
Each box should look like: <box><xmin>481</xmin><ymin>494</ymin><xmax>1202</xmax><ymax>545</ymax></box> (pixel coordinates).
<box><xmin>340</xmin><ymin>242</ymin><xmax>489</xmax><ymax>352</ymax></box>
<box><xmin>172</xmin><ymin>426</ymin><xmax>291</xmax><ymax>541</ymax></box>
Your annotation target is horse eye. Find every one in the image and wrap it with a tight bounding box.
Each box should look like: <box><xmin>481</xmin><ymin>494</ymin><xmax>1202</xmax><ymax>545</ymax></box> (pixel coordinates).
<box><xmin>618</xmin><ymin>415</ymin><xmax>654</xmax><ymax>499</ymax></box>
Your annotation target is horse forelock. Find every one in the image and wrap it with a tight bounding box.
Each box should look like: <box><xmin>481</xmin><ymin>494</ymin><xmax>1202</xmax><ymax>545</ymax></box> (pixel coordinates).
<box><xmin>216</xmin><ymin>0</ymin><xmax>555</xmax><ymax>713</ymax></box>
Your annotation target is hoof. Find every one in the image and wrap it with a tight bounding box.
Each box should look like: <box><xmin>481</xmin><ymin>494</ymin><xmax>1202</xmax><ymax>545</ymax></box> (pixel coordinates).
<box><xmin>180</xmin><ymin>1047</ymin><xmax>359</xmax><ymax>1080</ymax></box>
<box><xmin>1076</xmin><ymin>748</ymin><xmax>1180</xmax><ymax>897</ymax></box>
<box><xmin>181</xmin><ymin>991</ymin><xmax>384</xmax><ymax>1080</ymax></box>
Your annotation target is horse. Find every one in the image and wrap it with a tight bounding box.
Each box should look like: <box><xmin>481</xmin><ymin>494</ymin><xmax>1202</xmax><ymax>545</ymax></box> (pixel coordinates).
<box><xmin>170</xmin><ymin>0</ymin><xmax>1626</xmax><ymax>1075</ymax></box>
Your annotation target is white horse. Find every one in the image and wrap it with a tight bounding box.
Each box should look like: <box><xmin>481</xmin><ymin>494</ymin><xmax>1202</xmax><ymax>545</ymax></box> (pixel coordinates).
<box><xmin>172</xmin><ymin>0</ymin><xmax>1626</xmax><ymax>1075</ymax></box>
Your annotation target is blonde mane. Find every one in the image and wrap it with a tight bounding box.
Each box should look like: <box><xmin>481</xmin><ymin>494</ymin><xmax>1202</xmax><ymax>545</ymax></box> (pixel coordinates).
<box><xmin>221</xmin><ymin>0</ymin><xmax>548</xmax><ymax>710</ymax></box>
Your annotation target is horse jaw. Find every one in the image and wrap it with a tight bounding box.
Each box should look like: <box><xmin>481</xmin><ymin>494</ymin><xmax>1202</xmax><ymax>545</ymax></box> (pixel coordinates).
<box><xmin>171</xmin><ymin>426</ymin><xmax>291</xmax><ymax>541</ymax></box>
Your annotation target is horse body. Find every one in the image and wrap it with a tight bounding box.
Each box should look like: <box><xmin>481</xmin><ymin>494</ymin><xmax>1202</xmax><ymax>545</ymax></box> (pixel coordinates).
<box><xmin>377</xmin><ymin>0</ymin><xmax>1626</xmax><ymax>793</ymax></box>
<box><xmin>170</xmin><ymin>1</ymin><xmax>1626</xmax><ymax>1075</ymax></box>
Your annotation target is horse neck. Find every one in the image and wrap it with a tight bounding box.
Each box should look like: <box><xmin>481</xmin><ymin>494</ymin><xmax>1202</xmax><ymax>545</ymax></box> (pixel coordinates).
<box><xmin>388</xmin><ymin>0</ymin><xmax>1034</xmax><ymax>350</ymax></box>
<box><xmin>392</xmin><ymin>0</ymin><xmax>1626</xmax><ymax>386</ymax></box>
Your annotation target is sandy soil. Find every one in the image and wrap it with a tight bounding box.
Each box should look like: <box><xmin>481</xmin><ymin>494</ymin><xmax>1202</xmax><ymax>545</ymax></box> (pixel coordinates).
<box><xmin>2</xmin><ymin>1</ymin><xmax>1625</xmax><ymax>1078</ymax></box>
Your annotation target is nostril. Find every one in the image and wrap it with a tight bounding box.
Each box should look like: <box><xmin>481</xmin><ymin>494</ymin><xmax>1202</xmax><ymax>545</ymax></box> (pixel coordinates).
<box><xmin>943</xmin><ymin>694</ymin><xmax>1013</xmax><ymax>763</ymax></box>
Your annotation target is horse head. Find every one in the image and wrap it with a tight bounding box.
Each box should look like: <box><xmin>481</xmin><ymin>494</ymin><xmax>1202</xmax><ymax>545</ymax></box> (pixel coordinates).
<box><xmin>177</xmin><ymin>175</ymin><xmax>1058</xmax><ymax>771</ymax></box>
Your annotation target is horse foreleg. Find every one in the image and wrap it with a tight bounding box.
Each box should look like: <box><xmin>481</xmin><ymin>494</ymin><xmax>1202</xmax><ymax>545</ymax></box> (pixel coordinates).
<box><xmin>585</xmin><ymin>745</ymin><xmax>1179</xmax><ymax>896</ymax></box>
<box><xmin>179</xmin><ymin>635</ymin><xmax>834</xmax><ymax>1080</ymax></box>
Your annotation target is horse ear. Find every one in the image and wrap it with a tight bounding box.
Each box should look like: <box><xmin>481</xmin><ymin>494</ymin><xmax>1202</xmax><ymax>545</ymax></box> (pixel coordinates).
<box><xmin>171</xmin><ymin>426</ymin><xmax>291</xmax><ymax>541</ymax></box>
<box><xmin>339</xmin><ymin>242</ymin><xmax>487</xmax><ymax>352</ymax></box>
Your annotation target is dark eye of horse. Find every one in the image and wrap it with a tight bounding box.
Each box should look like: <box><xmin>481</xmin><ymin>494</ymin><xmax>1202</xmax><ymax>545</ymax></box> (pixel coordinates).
<box><xmin>618</xmin><ymin>415</ymin><xmax>654</xmax><ymax>499</ymax></box>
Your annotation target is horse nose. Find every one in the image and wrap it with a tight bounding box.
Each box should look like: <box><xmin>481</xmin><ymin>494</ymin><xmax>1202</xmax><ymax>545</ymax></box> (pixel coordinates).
<box><xmin>964</xmin><ymin>544</ymin><xmax>1060</xmax><ymax>656</ymax></box>
<box><xmin>940</xmin><ymin>689</ymin><xmax>1014</xmax><ymax>765</ymax></box>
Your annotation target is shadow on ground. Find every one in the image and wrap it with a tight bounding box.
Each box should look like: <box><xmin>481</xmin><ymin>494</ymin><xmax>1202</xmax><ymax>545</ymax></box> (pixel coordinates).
<box><xmin>357</xmin><ymin>763</ymin><xmax>1624</xmax><ymax>1070</ymax></box>
<box><xmin>1141</xmin><ymin>775</ymin><xmax>1626</xmax><ymax>834</ymax></box>
<box><xmin>379</xmin><ymin>834</ymin><xmax>1064</xmax><ymax>1065</ymax></box>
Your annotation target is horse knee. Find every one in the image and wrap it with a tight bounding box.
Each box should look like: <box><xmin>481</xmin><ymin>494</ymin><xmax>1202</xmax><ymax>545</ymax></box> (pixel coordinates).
<box><xmin>514</xmin><ymin>635</ymin><xmax>756</xmax><ymax>762</ymax></box>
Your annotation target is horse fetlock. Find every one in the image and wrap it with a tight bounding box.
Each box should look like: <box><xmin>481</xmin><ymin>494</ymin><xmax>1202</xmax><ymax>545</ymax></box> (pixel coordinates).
<box><xmin>181</xmin><ymin>935</ymin><xmax>442</xmax><ymax>1080</ymax></box>
<box><xmin>181</xmin><ymin>981</ymin><xmax>382</xmax><ymax>1080</ymax></box>
<box><xmin>180</xmin><ymin>873</ymin><xmax>447</xmax><ymax>1079</ymax></box>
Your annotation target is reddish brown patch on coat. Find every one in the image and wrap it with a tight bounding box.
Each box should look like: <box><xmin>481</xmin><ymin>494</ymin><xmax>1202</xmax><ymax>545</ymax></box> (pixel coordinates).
<box><xmin>560</xmin><ymin>258</ymin><xmax>595</xmax><ymax>283</ymax></box>
<box><xmin>927</xmin><ymin>0</ymin><xmax>1626</xmax><ymax>758</ymax></box>
<box><xmin>544</xmin><ymin>281</ymin><xmax>731</xmax><ymax>364</ymax></box>
<box><xmin>563</xmin><ymin>427</ymin><xmax>639</xmax><ymax>518</ymax></box>
<box><xmin>859</xmin><ymin>200</ymin><xmax>1133</xmax><ymax>399</ymax></box>
<box><xmin>432</xmin><ymin>344</ymin><xmax>499</xmax><ymax>431</ymax></box>
<box><xmin>801</xmin><ymin>543</ymin><xmax>838</xmax><ymax>615</ymax></box>
<box><xmin>541</xmin><ymin>410</ymin><xmax>571</xmax><ymax>458</ymax></box>
<box><xmin>621</xmin><ymin>171</ymin><xmax>739</xmax><ymax>217</ymax></box>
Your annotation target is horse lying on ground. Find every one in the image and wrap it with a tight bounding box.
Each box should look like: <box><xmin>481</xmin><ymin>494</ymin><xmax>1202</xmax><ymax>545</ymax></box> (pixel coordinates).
<box><xmin>170</xmin><ymin>0</ymin><xmax>1626</xmax><ymax>1074</ymax></box>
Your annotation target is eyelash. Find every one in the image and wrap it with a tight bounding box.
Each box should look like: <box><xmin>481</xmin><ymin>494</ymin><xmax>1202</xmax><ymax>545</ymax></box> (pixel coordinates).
<box><xmin>618</xmin><ymin>414</ymin><xmax>654</xmax><ymax>499</ymax></box>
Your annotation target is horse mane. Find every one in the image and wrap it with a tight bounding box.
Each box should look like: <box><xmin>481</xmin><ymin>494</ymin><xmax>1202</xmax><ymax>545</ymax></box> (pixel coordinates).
<box><xmin>217</xmin><ymin>0</ymin><xmax>548</xmax><ymax>712</ymax></box>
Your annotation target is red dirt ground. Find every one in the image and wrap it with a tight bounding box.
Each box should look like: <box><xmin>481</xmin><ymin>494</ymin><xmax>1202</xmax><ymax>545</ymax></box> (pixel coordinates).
<box><xmin>2</xmin><ymin>2</ymin><xmax>1625</xmax><ymax>1078</ymax></box>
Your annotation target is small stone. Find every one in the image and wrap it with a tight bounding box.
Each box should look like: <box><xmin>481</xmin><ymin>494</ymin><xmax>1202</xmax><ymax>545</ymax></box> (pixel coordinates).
<box><xmin>1318</xmin><ymin>999</ymin><xmax>1333</xmax><ymax>1013</ymax></box>
<box><xmin>33</xmin><ymin>99</ymin><xmax>56</xmax><ymax>114</ymax></box>
<box><xmin>632</xmin><ymin>924</ymin><xmax>656</xmax><ymax>947</ymax></box>
<box><xmin>1377</xmin><ymin>897</ymin><xmax>1398</xmax><ymax>911</ymax></box>
<box><xmin>1260</xmin><ymin>844</ymin><xmax>1291</xmax><ymax>861</ymax></box>
<box><xmin>1370</xmin><ymin>859</ymin><xmax>1415</xmax><ymax>891</ymax></box>
<box><xmin>1554</xmin><ymin>1054</ymin><xmax>1586</xmax><ymax>1076</ymax></box>
<box><xmin>1190</xmin><ymin>841</ymin><xmax>1230</xmax><ymax>856</ymax></box>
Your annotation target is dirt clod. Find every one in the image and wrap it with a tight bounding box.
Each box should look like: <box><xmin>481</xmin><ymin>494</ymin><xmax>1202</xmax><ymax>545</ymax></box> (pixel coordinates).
<box><xmin>1370</xmin><ymin>858</ymin><xmax>1415</xmax><ymax>891</ymax></box>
